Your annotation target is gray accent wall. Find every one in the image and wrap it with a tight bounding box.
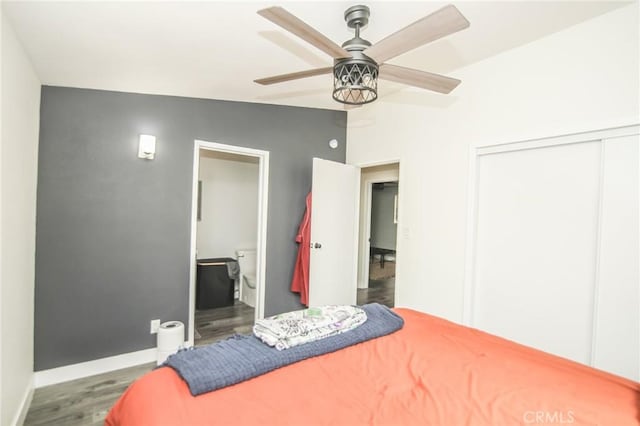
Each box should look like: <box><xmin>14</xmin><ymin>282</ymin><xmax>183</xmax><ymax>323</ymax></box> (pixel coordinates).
<box><xmin>35</xmin><ymin>86</ymin><xmax>346</xmax><ymax>370</ymax></box>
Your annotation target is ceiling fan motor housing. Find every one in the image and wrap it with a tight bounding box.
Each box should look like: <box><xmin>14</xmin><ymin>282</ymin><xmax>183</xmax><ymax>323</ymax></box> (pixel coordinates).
<box><xmin>333</xmin><ymin>5</ymin><xmax>378</xmax><ymax>105</ymax></box>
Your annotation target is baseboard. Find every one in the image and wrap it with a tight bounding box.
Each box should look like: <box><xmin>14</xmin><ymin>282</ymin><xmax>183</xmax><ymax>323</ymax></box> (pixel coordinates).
<box><xmin>12</xmin><ymin>376</ymin><xmax>34</xmax><ymax>426</ymax></box>
<box><xmin>34</xmin><ymin>347</ymin><xmax>158</xmax><ymax>388</ymax></box>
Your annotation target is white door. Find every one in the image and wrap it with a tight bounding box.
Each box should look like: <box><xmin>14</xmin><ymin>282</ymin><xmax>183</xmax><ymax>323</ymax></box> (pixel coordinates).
<box><xmin>308</xmin><ymin>158</ymin><xmax>360</xmax><ymax>307</ymax></box>
<box><xmin>592</xmin><ymin>134</ymin><xmax>639</xmax><ymax>380</ymax></box>
<box><xmin>469</xmin><ymin>130</ymin><xmax>640</xmax><ymax>381</ymax></box>
<box><xmin>473</xmin><ymin>140</ymin><xmax>602</xmax><ymax>365</ymax></box>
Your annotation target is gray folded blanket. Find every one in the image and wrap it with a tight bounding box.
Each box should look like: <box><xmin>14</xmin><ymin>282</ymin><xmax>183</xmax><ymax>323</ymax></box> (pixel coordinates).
<box><xmin>164</xmin><ymin>303</ymin><xmax>404</xmax><ymax>396</ymax></box>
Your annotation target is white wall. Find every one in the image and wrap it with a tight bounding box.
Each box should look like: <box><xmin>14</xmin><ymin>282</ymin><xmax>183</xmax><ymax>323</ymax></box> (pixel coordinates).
<box><xmin>347</xmin><ymin>4</ymin><xmax>639</xmax><ymax>323</ymax></box>
<box><xmin>1</xmin><ymin>12</ymin><xmax>41</xmax><ymax>426</ymax></box>
<box><xmin>196</xmin><ymin>154</ymin><xmax>259</xmax><ymax>259</ymax></box>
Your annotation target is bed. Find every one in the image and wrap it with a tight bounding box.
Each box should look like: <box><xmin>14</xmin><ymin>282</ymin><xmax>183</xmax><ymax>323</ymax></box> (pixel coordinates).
<box><xmin>106</xmin><ymin>308</ymin><xmax>639</xmax><ymax>425</ymax></box>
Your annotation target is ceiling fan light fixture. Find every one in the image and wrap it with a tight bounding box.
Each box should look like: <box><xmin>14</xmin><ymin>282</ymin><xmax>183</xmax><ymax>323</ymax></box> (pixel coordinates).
<box><xmin>332</xmin><ymin>60</ymin><xmax>378</xmax><ymax>105</ymax></box>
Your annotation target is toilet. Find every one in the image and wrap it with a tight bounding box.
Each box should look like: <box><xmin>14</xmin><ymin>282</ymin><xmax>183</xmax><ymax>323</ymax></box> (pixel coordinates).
<box><xmin>236</xmin><ymin>249</ymin><xmax>257</xmax><ymax>308</ymax></box>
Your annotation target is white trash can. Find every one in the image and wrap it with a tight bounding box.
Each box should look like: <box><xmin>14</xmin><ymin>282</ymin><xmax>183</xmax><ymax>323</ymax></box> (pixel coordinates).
<box><xmin>156</xmin><ymin>321</ymin><xmax>185</xmax><ymax>365</ymax></box>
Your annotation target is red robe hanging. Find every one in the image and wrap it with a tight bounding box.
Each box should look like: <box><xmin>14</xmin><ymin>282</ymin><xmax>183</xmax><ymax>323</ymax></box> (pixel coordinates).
<box><xmin>291</xmin><ymin>192</ymin><xmax>311</xmax><ymax>306</ymax></box>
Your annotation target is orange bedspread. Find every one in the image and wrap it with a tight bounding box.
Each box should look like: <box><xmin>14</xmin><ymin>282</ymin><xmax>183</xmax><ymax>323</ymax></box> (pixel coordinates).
<box><xmin>106</xmin><ymin>309</ymin><xmax>639</xmax><ymax>425</ymax></box>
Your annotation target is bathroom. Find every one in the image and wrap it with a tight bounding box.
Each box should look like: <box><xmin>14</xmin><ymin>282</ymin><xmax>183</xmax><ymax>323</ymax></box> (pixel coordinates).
<box><xmin>194</xmin><ymin>148</ymin><xmax>260</xmax><ymax>346</ymax></box>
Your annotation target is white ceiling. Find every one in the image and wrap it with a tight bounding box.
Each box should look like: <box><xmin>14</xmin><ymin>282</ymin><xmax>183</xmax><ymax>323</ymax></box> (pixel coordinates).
<box><xmin>3</xmin><ymin>1</ymin><xmax>628</xmax><ymax>111</ymax></box>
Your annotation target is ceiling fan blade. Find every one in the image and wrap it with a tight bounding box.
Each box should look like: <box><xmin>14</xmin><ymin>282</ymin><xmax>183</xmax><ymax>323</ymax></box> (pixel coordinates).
<box><xmin>258</xmin><ymin>7</ymin><xmax>351</xmax><ymax>59</ymax></box>
<box><xmin>364</xmin><ymin>4</ymin><xmax>470</xmax><ymax>64</ymax></box>
<box><xmin>254</xmin><ymin>67</ymin><xmax>333</xmax><ymax>85</ymax></box>
<box><xmin>379</xmin><ymin>64</ymin><xmax>461</xmax><ymax>94</ymax></box>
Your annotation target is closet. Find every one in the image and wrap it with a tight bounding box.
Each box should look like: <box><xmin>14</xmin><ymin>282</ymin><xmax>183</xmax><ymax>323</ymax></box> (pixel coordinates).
<box><xmin>466</xmin><ymin>125</ymin><xmax>639</xmax><ymax>381</ymax></box>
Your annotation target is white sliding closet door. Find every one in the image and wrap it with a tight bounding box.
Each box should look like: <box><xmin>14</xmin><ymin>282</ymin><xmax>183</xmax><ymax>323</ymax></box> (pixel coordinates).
<box><xmin>592</xmin><ymin>135</ymin><xmax>639</xmax><ymax>380</ymax></box>
<box><xmin>469</xmin><ymin>127</ymin><xmax>640</xmax><ymax>380</ymax></box>
<box><xmin>473</xmin><ymin>141</ymin><xmax>602</xmax><ymax>365</ymax></box>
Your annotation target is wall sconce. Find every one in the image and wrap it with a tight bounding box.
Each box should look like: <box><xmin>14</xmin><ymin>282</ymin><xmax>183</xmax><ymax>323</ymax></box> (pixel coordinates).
<box><xmin>138</xmin><ymin>134</ymin><xmax>156</xmax><ymax>160</ymax></box>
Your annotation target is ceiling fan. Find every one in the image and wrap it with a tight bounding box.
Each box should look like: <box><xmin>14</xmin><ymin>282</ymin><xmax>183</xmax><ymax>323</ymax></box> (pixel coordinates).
<box><xmin>254</xmin><ymin>4</ymin><xmax>470</xmax><ymax>105</ymax></box>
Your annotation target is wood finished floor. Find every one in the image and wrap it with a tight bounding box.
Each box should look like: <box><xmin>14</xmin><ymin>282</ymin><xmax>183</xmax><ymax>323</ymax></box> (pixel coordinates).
<box><xmin>25</xmin><ymin>276</ymin><xmax>394</xmax><ymax>425</ymax></box>
<box><xmin>195</xmin><ymin>300</ymin><xmax>255</xmax><ymax>346</ymax></box>
<box><xmin>358</xmin><ymin>261</ymin><xmax>395</xmax><ymax>308</ymax></box>
<box><xmin>24</xmin><ymin>362</ymin><xmax>155</xmax><ymax>426</ymax></box>
<box><xmin>25</xmin><ymin>302</ymin><xmax>254</xmax><ymax>425</ymax></box>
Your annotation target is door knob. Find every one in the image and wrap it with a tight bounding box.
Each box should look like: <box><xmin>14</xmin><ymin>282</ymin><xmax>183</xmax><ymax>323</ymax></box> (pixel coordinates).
<box><xmin>314</xmin><ymin>242</ymin><xmax>322</xmax><ymax>249</ymax></box>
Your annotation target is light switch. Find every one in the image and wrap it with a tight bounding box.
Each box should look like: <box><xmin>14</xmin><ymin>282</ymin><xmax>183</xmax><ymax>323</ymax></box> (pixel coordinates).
<box><xmin>402</xmin><ymin>227</ymin><xmax>410</xmax><ymax>239</ymax></box>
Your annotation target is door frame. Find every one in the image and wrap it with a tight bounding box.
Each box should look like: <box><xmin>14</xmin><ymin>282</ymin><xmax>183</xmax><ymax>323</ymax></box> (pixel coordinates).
<box><xmin>188</xmin><ymin>140</ymin><xmax>270</xmax><ymax>347</ymax></box>
<box><xmin>354</xmin><ymin>160</ymin><xmax>401</xmax><ymax>301</ymax></box>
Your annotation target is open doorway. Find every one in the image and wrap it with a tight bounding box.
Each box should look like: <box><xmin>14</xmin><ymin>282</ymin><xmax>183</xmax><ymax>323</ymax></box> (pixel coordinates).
<box><xmin>188</xmin><ymin>140</ymin><xmax>269</xmax><ymax>347</ymax></box>
<box><xmin>356</xmin><ymin>163</ymin><xmax>400</xmax><ymax>308</ymax></box>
